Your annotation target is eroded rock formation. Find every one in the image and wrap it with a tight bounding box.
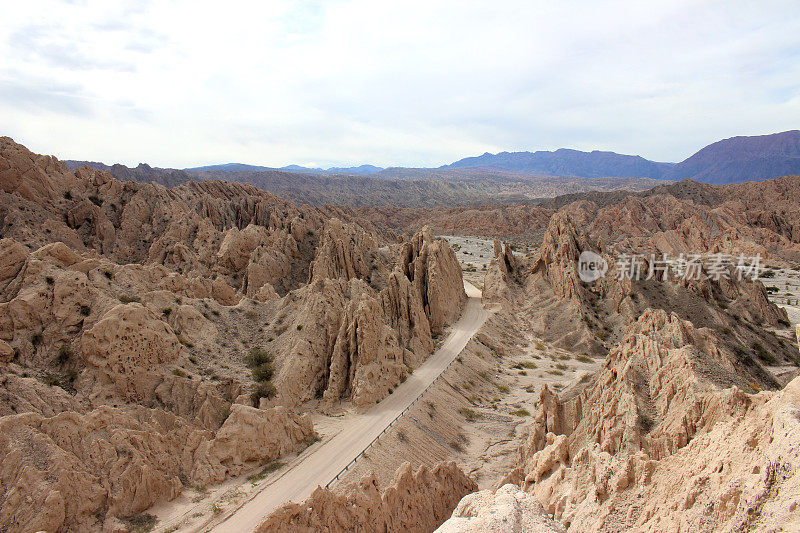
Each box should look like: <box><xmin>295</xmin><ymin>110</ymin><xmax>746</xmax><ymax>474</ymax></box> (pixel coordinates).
<box><xmin>257</xmin><ymin>461</ymin><xmax>477</xmax><ymax>533</ymax></box>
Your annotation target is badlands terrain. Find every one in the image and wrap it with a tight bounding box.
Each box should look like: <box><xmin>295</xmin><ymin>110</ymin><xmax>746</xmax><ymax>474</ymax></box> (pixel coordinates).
<box><xmin>1</xmin><ymin>136</ymin><xmax>800</xmax><ymax>532</ymax></box>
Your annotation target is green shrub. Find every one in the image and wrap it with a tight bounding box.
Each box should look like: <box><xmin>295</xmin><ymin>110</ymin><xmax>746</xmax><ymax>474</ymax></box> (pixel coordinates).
<box><xmin>245</xmin><ymin>347</ymin><xmax>272</xmax><ymax>368</ymax></box>
<box><xmin>251</xmin><ymin>382</ymin><xmax>276</xmax><ymax>406</ymax></box>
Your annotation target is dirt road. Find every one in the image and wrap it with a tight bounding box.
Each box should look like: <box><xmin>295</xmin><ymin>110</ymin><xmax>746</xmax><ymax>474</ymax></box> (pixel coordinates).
<box><xmin>209</xmin><ymin>281</ymin><xmax>487</xmax><ymax>532</ymax></box>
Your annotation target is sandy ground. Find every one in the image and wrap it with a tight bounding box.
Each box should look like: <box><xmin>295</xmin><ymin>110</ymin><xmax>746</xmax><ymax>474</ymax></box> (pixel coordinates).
<box><xmin>442</xmin><ymin>235</ymin><xmax>529</xmax><ymax>288</ymax></box>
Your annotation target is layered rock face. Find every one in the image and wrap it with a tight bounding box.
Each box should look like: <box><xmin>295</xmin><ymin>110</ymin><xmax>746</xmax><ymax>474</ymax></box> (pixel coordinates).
<box><xmin>272</xmin><ymin>225</ymin><xmax>466</xmax><ymax>407</ymax></box>
<box><xmin>257</xmin><ymin>461</ymin><xmax>477</xmax><ymax>533</ymax></box>
<box><xmin>500</xmin><ymin>309</ymin><xmax>800</xmax><ymax>531</ymax></box>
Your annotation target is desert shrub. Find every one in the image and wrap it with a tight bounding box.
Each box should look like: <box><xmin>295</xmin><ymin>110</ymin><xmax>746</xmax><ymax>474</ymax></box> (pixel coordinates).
<box><xmin>79</xmin><ymin>304</ymin><xmax>91</xmax><ymax>316</ymax></box>
<box><xmin>31</xmin><ymin>332</ymin><xmax>43</xmax><ymax>346</ymax></box>
<box><xmin>459</xmin><ymin>407</ymin><xmax>481</xmax><ymax>421</ymax></box>
<box><xmin>251</xmin><ymin>382</ymin><xmax>276</xmax><ymax>406</ymax></box>
<box><xmin>247</xmin><ymin>461</ymin><xmax>284</xmax><ymax>483</ymax></box>
<box><xmin>124</xmin><ymin>513</ymin><xmax>157</xmax><ymax>533</ymax></box>
<box><xmin>63</xmin><ymin>190</ymin><xmax>72</xmax><ymax>200</ymax></box>
<box><xmin>752</xmin><ymin>342</ymin><xmax>776</xmax><ymax>364</ymax></box>
<box><xmin>245</xmin><ymin>347</ymin><xmax>272</xmax><ymax>367</ymax></box>
<box><xmin>88</xmin><ymin>195</ymin><xmax>103</xmax><ymax>206</ymax></box>
<box><xmin>57</xmin><ymin>344</ymin><xmax>72</xmax><ymax>364</ymax></box>
<box><xmin>119</xmin><ymin>295</ymin><xmax>141</xmax><ymax>303</ymax></box>
<box><xmin>510</xmin><ymin>408</ymin><xmax>530</xmax><ymax>417</ymax></box>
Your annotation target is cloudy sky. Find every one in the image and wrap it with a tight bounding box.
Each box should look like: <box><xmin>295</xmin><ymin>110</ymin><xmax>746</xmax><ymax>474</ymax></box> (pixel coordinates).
<box><xmin>1</xmin><ymin>0</ymin><xmax>798</xmax><ymax>168</ymax></box>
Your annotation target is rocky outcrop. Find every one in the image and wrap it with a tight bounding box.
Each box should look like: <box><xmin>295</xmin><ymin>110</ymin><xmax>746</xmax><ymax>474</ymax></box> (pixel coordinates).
<box><xmin>0</xmin><ymin>404</ymin><xmax>315</xmax><ymax>532</ymax></box>
<box><xmin>436</xmin><ymin>484</ymin><xmax>565</xmax><ymax>533</ymax></box>
<box><xmin>308</xmin><ymin>217</ymin><xmax>376</xmax><ymax>283</ymax></box>
<box><xmin>257</xmin><ymin>461</ymin><xmax>477</xmax><ymax>533</ymax></box>
<box><xmin>400</xmin><ymin>227</ymin><xmax>466</xmax><ymax>334</ymax></box>
<box><xmin>81</xmin><ymin>303</ymin><xmax>181</xmax><ymax>402</ymax></box>
<box><xmin>271</xmin><ymin>227</ymin><xmax>465</xmax><ymax>408</ymax></box>
<box><xmin>509</xmin><ymin>309</ymin><xmax>800</xmax><ymax>531</ymax></box>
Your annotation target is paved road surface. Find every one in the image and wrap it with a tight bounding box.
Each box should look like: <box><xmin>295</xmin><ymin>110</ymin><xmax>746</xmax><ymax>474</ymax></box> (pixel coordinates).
<box><xmin>210</xmin><ymin>281</ymin><xmax>487</xmax><ymax>532</ymax></box>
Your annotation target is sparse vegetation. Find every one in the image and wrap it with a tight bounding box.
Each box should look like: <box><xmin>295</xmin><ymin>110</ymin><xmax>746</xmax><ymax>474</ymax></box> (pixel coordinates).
<box><xmin>510</xmin><ymin>408</ymin><xmax>530</xmax><ymax>417</ymax></box>
<box><xmin>57</xmin><ymin>344</ymin><xmax>72</xmax><ymax>364</ymax></box>
<box><xmin>124</xmin><ymin>513</ymin><xmax>157</xmax><ymax>533</ymax></box>
<box><xmin>247</xmin><ymin>461</ymin><xmax>284</xmax><ymax>483</ymax></box>
<box><xmin>251</xmin><ymin>382</ymin><xmax>276</xmax><ymax>406</ymax></box>
<box><xmin>752</xmin><ymin>342</ymin><xmax>776</xmax><ymax>364</ymax></box>
<box><xmin>459</xmin><ymin>407</ymin><xmax>481</xmax><ymax>421</ymax></box>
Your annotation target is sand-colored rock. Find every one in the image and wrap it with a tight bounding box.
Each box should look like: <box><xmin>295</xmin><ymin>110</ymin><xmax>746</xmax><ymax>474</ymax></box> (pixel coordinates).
<box><xmin>436</xmin><ymin>484</ymin><xmax>565</xmax><ymax>533</ymax></box>
<box><xmin>257</xmin><ymin>461</ymin><xmax>477</xmax><ymax>533</ymax></box>
<box><xmin>511</xmin><ymin>308</ymin><xmax>800</xmax><ymax>531</ymax></box>
<box><xmin>308</xmin><ymin>217</ymin><xmax>376</xmax><ymax>283</ymax></box>
<box><xmin>81</xmin><ymin>303</ymin><xmax>181</xmax><ymax>401</ymax></box>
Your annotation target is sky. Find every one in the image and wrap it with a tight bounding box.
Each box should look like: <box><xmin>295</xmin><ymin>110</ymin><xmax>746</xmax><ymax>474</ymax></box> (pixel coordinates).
<box><xmin>1</xmin><ymin>0</ymin><xmax>799</xmax><ymax>169</ymax></box>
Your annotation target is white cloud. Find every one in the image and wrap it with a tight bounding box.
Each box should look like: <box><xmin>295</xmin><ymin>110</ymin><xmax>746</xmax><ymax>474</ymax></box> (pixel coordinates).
<box><xmin>1</xmin><ymin>0</ymin><xmax>798</xmax><ymax>167</ymax></box>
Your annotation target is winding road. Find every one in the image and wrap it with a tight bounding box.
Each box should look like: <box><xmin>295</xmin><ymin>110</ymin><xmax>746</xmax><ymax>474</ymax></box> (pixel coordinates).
<box><xmin>209</xmin><ymin>281</ymin><xmax>488</xmax><ymax>532</ymax></box>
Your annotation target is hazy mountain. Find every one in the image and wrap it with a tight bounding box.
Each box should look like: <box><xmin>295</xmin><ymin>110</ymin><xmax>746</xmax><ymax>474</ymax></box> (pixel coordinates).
<box><xmin>185</xmin><ymin>162</ymin><xmax>385</xmax><ymax>175</ymax></box>
<box><xmin>664</xmin><ymin>130</ymin><xmax>800</xmax><ymax>185</ymax></box>
<box><xmin>440</xmin><ymin>148</ymin><xmax>675</xmax><ymax>178</ymax></box>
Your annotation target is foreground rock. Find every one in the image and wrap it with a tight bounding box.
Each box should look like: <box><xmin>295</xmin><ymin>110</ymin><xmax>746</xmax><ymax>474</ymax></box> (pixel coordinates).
<box><xmin>501</xmin><ymin>309</ymin><xmax>800</xmax><ymax>531</ymax></box>
<box><xmin>436</xmin><ymin>484</ymin><xmax>564</xmax><ymax>533</ymax></box>
<box><xmin>257</xmin><ymin>461</ymin><xmax>477</xmax><ymax>533</ymax></box>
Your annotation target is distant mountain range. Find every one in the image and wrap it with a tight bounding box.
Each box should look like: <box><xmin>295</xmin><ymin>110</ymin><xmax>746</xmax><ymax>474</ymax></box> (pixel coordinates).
<box><xmin>65</xmin><ymin>131</ymin><xmax>800</xmax><ymax>200</ymax></box>
<box><xmin>440</xmin><ymin>148</ymin><xmax>675</xmax><ymax>179</ymax></box>
<box><xmin>186</xmin><ymin>162</ymin><xmax>385</xmax><ymax>175</ymax></box>
<box><xmin>662</xmin><ymin>130</ymin><xmax>800</xmax><ymax>185</ymax></box>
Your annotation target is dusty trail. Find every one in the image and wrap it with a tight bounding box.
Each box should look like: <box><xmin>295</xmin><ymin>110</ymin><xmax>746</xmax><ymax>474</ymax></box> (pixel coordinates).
<box><xmin>208</xmin><ymin>281</ymin><xmax>488</xmax><ymax>533</ymax></box>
